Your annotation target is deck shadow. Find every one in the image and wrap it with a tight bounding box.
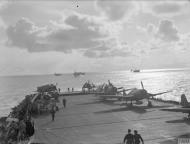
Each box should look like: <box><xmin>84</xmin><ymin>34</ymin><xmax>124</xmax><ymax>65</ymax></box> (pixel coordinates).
<box><xmin>166</xmin><ymin>118</ymin><xmax>190</xmax><ymax>125</ymax></box>
<box><xmin>79</xmin><ymin>99</ymin><xmax>122</xmax><ymax>106</ymax></box>
<box><xmin>94</xmin><ymin>106</ymin><xmax>147</xmax><ymax>114</ymax></box>
<box><xmin>178</xmin><ymin>133</ymin><xmax>190</xmax><ymax>138</ymax></box>
<box><xmin>32</xmin><ymin>112</ymin><xmax>50</xmax><ymax>119</ymax></box>
<box><xmin>159</xmin><ymin>139</ymin><xmax>176</xmax><ymax>144</ymax></box>
<box><xmin>160</xmin><ymin>133</ymin><xmax>190</xmax><ymax>144</ymax></box>
<box><xmin>118</xmin><ymin>104</ymin><xmax>172</xmax><ymax>109</ymax></box>
<box><xmin>119</xmin><ymin>103</ymin><xmax>172</xmax><ymax>109</ymax></box>
<box><xmin>94</xmin><ymin>104</ymin><xmax>173</xmax><ymax>114</ymax></box>
<box><xmin>77</xmin><ymin>100</ymin><xmax>103</xmax><ymax>105</ymax></box>
<box><xmin>100</xmin><ymin>100</ymin><xmax>123</xmax><ymax>106</ymax></box>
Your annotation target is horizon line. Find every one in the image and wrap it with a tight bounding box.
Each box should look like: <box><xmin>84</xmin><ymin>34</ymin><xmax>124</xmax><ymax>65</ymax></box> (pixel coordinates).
<box><xmin>0</xmin><ymin>67</ymin><xmax>190</xmax><ymax>77</ymax></box>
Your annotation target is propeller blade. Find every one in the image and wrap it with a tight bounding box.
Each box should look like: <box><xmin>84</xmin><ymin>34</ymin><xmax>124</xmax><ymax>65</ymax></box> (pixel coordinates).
<box><xmin>141</xmin><ymin>81</ymin><xmax>144</xmax><ymax>89</ymax></box>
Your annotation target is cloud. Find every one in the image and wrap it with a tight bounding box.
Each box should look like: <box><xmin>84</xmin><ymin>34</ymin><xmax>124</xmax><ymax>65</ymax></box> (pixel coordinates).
<box><xmin>84</xmin><ymin>40</ymin><xmax>134</xmax><ymax>58</ymax></box>
<box><xmin>142</xmin><ymin>0</ymin><xmax>190</xmax><ymax>19</ymax></box>
<box><xmin>47</xmin><ymin>14</ymin><xmax>107</xmax><ymax>51</ymax></box>
<box><xmin>6</xmin><ymin>13</ymin><xmax>108</xmax><ymax>53</ymax></box>
<box><xmin>134</xmin><ymin>21</ymin><xmax>180</xmax><ymax>53</ymax></box>
<box><xmin>140</xmin><ymin>20</ymin><xmax>180</xmax><ymax>43</ymax></box>
<box><xmin>156</xmin><ymin>20</ymin><xmax>179</xmax><ymax>42</ymax></box>
<box><xmin>176</xmin><ymin>33</ymin><xmax>190</xmax><ymax>51</ymax></box>
<box><xmin>0</xmin><ymin>1</ymin><xmax>63</xmax><ymax>26</ymax></box>
<box><xmin>5</xmin><ymin>7</ymin><xmax>136</xmax><ymax>59</ymax></box>
<box><xmin>6</xmin><ymin>18</ymin><xmax>42</xmax><ymax>52</ymax></box>
<box><xmin>84</xmin><ymin>48</ymin><xmax>133</xmax><ymax>58</ymax></box>
<box><xmin>147</xmin><ymin>23</ymin><xmax>157</xmax><ymax>34</ymax></box>
<box><xmin>5</xmin><ymin>13</ymin><xmax>131</xmax><ymax>58</ymax></box>
<box><xmin>143</xmin><ymin>1</ymin><xmax>190</xmax><ymax>17</ymax></box>
<box><xmin>153</xmin><ymin>3</ymin><xmax>182</xmax><ymax>14</ymax></box>
<box><xmin>96</xmin><ymin>0</ymin><xmax>137</xmax><ymax>21</ymax></box>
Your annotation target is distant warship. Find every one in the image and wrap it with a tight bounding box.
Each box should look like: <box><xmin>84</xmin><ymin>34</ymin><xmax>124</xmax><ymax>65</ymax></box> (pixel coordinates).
<box><xmin>73</xmin><ymin>72</ymin><xmax>85</xmax><ymax>77</ymax></box>
<box><xmin>54</xmin><ymin>73</ymin><xmax>62</xmax><ymax>76</ymax></box>
<box><xmin>131</xmin><ymin>69</ymin><xmax>140</xmax><ymax>72</ymax></box>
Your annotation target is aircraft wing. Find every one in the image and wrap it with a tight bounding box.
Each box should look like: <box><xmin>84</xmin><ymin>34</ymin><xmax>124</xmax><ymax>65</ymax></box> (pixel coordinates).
<box><xmin>98</xmin><ymin>95</ymin><xmax>123</xmax><ymax>99</ymax></box>
<box><xmin>148</xmin><ymin>90</ymin><xmax>172</xmax><ymax>97</ymax></box>
<box><xmin>98</xmin><ymin>95</ymin><xmax>132</xmax><ymax>101</ymax></box>
<box><xmin>117</xmin><ymin>88</ymin><xmax>134</xmax><ymax>92</ymax></box>
<box><xmin>161</xmin><ymin>107</ymin><xmax>190</xmax><ymax>113</ymax></box>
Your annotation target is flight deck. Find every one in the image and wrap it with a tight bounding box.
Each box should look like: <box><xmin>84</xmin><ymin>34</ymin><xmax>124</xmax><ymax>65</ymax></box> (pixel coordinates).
<box><xmin>31</xmin><ymin>94</ymin><xmax>190</xmax><ymax>144</ymax></box>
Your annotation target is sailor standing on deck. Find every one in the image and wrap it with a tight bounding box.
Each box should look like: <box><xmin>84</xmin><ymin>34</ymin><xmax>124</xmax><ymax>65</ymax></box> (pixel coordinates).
<box><xmin>62</xmin><ymin>98</ymin><xmax>66</xmax><ymax>108</ymax></box>
<box><xmin>134</xmin><ymin>130</ymin><xmax>144</xmax><ymax>144</ymax></box>
<box><xmin>123</xmin><ymin>129</ymin><xmax>134</xmax><ymax>144</ymax></box>
<box><xmin>50</xmin><ymin>106</ymin><xmax>56</xmax><ymax>121</ymax></box>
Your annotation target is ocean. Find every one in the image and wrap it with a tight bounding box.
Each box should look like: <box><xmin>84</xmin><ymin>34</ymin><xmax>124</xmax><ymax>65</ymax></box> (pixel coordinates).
<box><xmin>0</xmin><ymin>69</ymin><xmax>190</xmax><ymax>117</ymax></box>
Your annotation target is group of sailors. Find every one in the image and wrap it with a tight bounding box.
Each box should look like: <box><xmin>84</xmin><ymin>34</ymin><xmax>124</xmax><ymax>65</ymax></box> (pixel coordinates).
<box><xmin>1</xmin><ymin>115</ymin><xmax>35</xmax><ymax>144</ymax></box>
<box><xmin>50</xmin><ymin>98</ymin><xmax>67</xmax><ymax>121</ymax></box>
<box><xmin>67</xmin><ymin>87</ymin><xmax>74</xmax><ymax>92</ymax></box>
<box><xmin>123</xmin><ymin>129</ymin><xmax>144</xmax><ymax>144</ymax></box>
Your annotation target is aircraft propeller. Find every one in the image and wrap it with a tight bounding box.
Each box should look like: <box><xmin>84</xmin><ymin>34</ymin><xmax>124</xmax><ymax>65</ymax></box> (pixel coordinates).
<box><xmin>141</xmin><ymin>81</ymin><xmax>144</xmax><ymax>89</ymax></box>
<box><xmin>141</xmin><ymin>81</ymin><xmax>153</xmax><ymax>105</ymax></box>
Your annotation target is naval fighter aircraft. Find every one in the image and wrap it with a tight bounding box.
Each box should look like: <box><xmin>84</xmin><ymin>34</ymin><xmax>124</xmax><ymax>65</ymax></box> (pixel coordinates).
<box><xmin>98</xmin><ymin>81</ymin><xmax>171</xmax><ymax>106</ymax></box>
<box><xmin>161</xmin><ymin>94</ymin><xmax>190</xmax><ymax>119</ymax></box>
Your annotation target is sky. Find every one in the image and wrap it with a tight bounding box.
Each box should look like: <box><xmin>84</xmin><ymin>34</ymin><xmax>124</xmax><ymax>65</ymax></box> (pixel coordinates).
<box><xmin>0</xmin><ymin>0</ymin><xmax>190</xmax><ymax>76</ymax></box>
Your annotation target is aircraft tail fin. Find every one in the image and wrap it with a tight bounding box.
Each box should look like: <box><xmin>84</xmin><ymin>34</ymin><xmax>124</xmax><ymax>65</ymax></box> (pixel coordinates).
<box><xmin>181</xmin><ymin>94</ymin><xmax>189</xmax><ymax>107</ymax></box>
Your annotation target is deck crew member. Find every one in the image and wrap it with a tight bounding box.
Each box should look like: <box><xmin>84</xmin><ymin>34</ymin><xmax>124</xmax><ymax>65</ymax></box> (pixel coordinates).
<box><xmin>62</xmin><ymin>98</ymin><xmax>66</xmax><ymax>108</ymax></box>
<box><xmin>134</xmin><ymin>130</ymin><xmax>144</xmax><ymax>144</ymax></box>
<box><xmin>123</xmin><ymin>129</ymin><xmax>134</xmax><ymax>144</ymax></box>
<box><xmin>50</xmin><ymin>106</ymin><xmax>56</xmax><ymax>121</ymax></box>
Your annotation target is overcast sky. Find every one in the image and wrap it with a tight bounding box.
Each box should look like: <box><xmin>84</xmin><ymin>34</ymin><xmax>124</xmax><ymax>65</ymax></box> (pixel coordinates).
<box><xmin>0</xmin><ymin>0</ymin><xmax>190</xmax><ymax>76</ymax></box>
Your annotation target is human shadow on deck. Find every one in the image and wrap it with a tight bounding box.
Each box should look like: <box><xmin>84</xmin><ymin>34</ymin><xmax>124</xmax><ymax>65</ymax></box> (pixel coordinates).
<box><xmin>166</xmin><ymin>118</ymin><xmax>190</xmax><ymax>125</ymax></box>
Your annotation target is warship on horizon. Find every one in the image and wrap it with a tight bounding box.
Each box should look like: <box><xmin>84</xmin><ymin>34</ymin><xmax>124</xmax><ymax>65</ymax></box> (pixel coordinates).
<box><xmin>73</xmin><ymin>72</ymin><xmax>85</xmax><ymax>77</ymax></box>
<box><xmin>54</xmin><ymin>73</ymin><xmax>62</xmax><ymax>76</ymax></box>
<box><xmin>131</xmin><ymin>69</ymin><xmax>140</xmax><ymax>72</ymax></box>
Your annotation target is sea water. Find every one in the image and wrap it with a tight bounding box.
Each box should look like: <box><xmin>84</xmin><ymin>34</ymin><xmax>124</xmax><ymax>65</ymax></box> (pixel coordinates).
<box><xmin>0</xmin><ymin>69</ymin><xmax>190</xmax><ymax>117</ymax></box>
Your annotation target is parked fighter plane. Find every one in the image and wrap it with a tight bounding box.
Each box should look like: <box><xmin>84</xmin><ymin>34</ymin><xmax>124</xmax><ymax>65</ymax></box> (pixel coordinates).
<box><xmin>161</xmin><ymin>94</ymin><xmax>190</xmax><ymax>119</ymax></box>
<box><xmin>98</xmin><ymin>81</ymin><xmax>171</xmax><ymax>106</ymax></box>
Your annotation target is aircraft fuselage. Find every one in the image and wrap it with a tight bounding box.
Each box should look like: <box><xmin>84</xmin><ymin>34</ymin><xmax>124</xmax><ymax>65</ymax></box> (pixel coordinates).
<box><xmin>127</xmin><ymin>89</ymin><xmax>148</xmax><ymax>101</ymax></box>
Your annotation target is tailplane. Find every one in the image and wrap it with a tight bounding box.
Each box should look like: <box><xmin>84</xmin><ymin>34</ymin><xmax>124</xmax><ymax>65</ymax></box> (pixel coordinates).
<box><xmin>181</xmin><ymin>94</ymin><xmax>189</xmax><ymax>107</ymax></box>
